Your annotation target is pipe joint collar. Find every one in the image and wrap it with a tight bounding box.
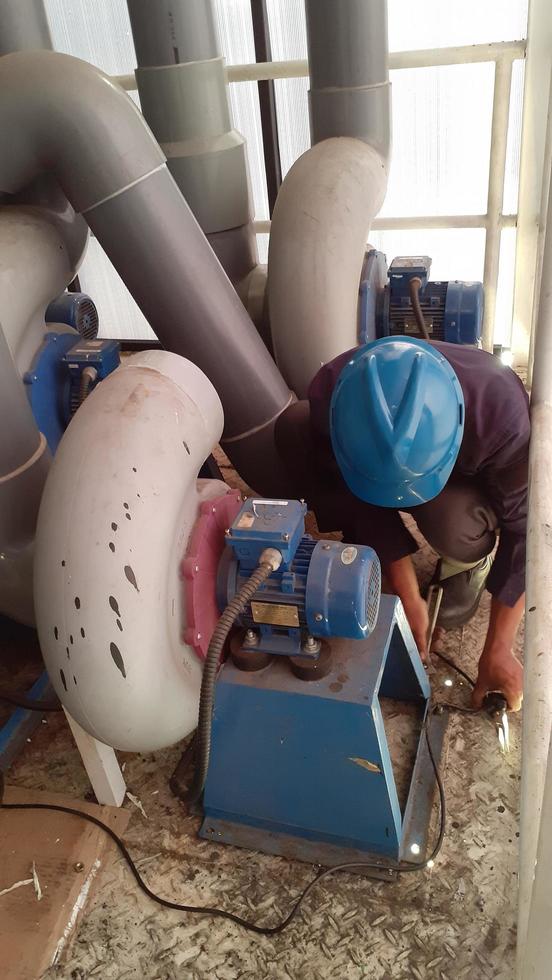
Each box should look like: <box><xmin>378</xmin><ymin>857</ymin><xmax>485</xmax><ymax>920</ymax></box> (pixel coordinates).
<box><xmin>310</xmin><ymin>82</ymin><xmax>392</xmax><ymax>162</ymax></box>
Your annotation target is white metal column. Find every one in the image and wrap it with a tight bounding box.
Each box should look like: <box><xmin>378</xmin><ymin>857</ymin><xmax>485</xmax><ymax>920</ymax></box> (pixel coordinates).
<box><xmin>511</xmin><ymin>0</ymin><xmax>552</xmax><ymax>369</ymax></box>
<box><xmin>517</xmin><ymin>138</ymin><xmax>552</xmax><ymax>976</ymax></box>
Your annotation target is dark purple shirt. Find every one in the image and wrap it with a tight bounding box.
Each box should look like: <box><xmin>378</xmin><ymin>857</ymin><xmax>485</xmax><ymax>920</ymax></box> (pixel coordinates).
<box><xmin>305</xmin><ymin>342</ymin><xmax>529</xmax><ymax>606</ymax></box>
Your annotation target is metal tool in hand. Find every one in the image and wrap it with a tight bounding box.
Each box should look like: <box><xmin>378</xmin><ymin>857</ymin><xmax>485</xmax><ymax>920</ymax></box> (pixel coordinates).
<box><xmin>425</xmin><ymin>583</ymin><xmax>443</xmax><ymax>654</ymax></box>
<box><xmin>483</xmin><ymin>691</ymin><xmax>510</xmax><ymax>753</ymax></box>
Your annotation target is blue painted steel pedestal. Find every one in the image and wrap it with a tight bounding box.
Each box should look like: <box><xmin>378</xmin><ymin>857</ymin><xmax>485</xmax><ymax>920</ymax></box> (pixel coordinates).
<box><xmin>200</xmin><ymin>596</ymin><xmax>440</xmax><ymax>869</ymax></box>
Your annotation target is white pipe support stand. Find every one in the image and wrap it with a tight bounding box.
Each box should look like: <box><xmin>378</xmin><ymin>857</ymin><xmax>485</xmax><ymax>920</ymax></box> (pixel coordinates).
<box><xmin>268</xmin><ymin>137</ymin><xmax>388</xmax><ymax>396</ymax></box>
<box><xmin>34</xmin><ymin>351</ymin><xmax>227</xmax><ymax>753</ymax></box>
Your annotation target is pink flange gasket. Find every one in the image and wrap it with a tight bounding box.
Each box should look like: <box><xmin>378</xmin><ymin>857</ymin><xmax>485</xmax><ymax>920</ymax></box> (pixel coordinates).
<box><xmin>181</xmin><ymin>489</ymin><xmax>243</xmax><ymax>660</ymax></box>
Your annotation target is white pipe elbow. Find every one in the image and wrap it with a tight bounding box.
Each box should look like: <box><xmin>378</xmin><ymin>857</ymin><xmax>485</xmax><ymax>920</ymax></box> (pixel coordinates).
<box><xmin>268</xmin><ymin>137</ymin><xmax>388</xmax><ymax>397</ymax></box>
<box><xmin>34</xmin><ymin>351</ymin><xmax>225</xmax><ymax>752</ymax></box>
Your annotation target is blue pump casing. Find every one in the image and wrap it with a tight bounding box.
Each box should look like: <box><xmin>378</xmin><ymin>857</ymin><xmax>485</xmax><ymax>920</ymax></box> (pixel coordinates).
<box><xmin>45</xmin><ymin>291</ymin><xmax>99</xmax><ymax>339</ymax></box>
<box><xmin>218</xmin><ymin>498</ymin><xmax>381</xmax><ymax>656</ymax></box>
<box><xmin>363</xmin><ymin>253</ymin><xmax>484</xmax><ymax>345</ymax></box>
<box><xmin>24</xmin><ymin>333</ymin><xmax>120</xmax><ymax>454</ymax></box>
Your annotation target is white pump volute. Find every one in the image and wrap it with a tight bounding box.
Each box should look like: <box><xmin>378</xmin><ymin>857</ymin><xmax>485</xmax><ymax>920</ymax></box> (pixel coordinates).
<box><xmin>34</xmin><ymin>350</ymin><xmax>226</xmax><ymax>752</ymax></box>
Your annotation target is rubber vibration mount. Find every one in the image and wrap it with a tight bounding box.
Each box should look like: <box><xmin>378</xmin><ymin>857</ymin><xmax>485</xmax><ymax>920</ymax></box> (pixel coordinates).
<box><xmin>230</xmin><ymin>633</ymin><xmax>273</xmax><ymax>672</ymax></box>
<box><xmin>288</xmin><ymin>642</ymin><xmax>332</xmax><ymax>681</ymax></box>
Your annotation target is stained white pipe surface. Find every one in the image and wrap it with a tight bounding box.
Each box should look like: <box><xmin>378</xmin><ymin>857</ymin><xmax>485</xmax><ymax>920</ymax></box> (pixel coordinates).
<box><xmin>34</xmin><ymin>351</ymin><xmax>225</xmax><ymax>752</ymax></box>
<box><xmin>268</xmin><ymin>137</ymin><xmax>387</xmax><ymax>396</ymax></box>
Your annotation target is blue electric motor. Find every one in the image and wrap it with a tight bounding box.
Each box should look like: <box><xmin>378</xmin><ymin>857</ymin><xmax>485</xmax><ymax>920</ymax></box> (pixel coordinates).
<box><xmin>217</xmin><ymin>498</ymin><xmax>381</xmax><ymax>658</ymax></box>
<box><xmin>24</xmin><ymin>334</ymin><xmax>120</xmax><ymax>454</ymax></box>
<box><xmin>45</xmin><ymin>291</ymin><xmax>99</xmax><ymax>339</ymax></box>
<box><xmin>360</xmin><ymin>252</ymin><xmax>484</xmax><ymax>345</ymax></box>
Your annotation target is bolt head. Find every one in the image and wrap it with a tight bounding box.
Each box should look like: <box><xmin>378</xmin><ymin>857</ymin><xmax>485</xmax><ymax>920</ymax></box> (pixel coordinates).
<box><xmin>314</xmin><ymin>613</ymin><xmax>323</xmax><ymax>622</ymax></box>
<box><xmin>283</xmin><ymin>533</ymin><xmax>290</xmax><ymax>542</ymax></box>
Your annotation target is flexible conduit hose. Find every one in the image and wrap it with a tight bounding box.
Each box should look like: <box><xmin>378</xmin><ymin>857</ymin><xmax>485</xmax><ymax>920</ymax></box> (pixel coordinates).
<box><xmin>408</xmin><ymin>276</ymin><xmax>431</xmax><ymax>342</ymax></box>
<box><xmin>183</xmin><ymin>548</ymin><xmax>282</xmax><ymax>804</ymax></box>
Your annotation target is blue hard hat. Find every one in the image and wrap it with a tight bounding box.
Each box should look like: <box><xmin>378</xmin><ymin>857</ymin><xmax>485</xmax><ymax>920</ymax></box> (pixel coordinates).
<box><xmin>330</xmin><ymin>337</ymin><xmax>464</xmax><ymax>507</ymax></box>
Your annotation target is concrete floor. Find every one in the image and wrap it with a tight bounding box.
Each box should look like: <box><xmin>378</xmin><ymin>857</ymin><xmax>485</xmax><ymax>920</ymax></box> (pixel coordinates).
<box><xmin>7</xmin><ymin>478</ymin><xmax>522</xmax><ymax>980</ymax></box>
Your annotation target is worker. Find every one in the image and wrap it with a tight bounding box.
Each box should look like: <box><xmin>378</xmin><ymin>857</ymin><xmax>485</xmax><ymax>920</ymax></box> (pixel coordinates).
<box><xmin>275</xmin><ymin>337</ymin><xmax>527</xmax><ymax>711</ymax></box>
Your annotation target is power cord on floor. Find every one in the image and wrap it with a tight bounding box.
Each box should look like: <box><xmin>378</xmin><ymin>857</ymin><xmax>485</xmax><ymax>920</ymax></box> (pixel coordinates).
<box><xmin>432</xmin><ymin>650</ymin><xmax>476</xmax><ymax>688</ymax></box>
<box><xmin>0</xmin><ymin>710</ymin><xmax>445</xmax><ymax>937</ymax></box>
<box><xmin>432</xmin><ymin>650</ymin><xmax>479</xmax><ymax>714</ymax></box>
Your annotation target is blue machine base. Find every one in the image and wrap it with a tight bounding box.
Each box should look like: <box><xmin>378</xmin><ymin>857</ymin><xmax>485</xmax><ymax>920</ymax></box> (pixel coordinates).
<box><xmin>201</xmin><ymin>596</ymin><xmax>442</xmax><ymax>866</ymax></box>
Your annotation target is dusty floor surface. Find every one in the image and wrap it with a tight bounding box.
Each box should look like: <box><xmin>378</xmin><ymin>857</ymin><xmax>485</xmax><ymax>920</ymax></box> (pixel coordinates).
<box><xmin>7</xmin><ymin>461</ymin><xmax>522</xmax><ymax>980</ymax></box>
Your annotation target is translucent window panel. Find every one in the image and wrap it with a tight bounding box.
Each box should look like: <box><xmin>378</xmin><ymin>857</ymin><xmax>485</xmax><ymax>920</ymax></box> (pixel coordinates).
<box><xmin>267</xmin><ymin>0</ymin><xmax>307</xmax><ymax>60</ymax></box>
<box><xmin>257</xmin><ymin>234</ymin><xmax>270</xmax><ymax>265</ymax></box>
<box><xmin>274</xmin><ymin>77</ymin><xmax>311</xmax><ymax>179</ymax></box>
<box><xmin>266</xmin><ymin>0</ymin><xmax>527</xmax><ymax>57</ymax></box>
<box><xmin>503</xmin><ymin>60</ymin><xmax>526</xmax><ymax>215</ymax></box>
<box><xmin>212</xmin><ymin>0</ymin><xmax>269</xmax><ymax>220</ymax></box>
<box><xmin>494</xmin><ymin>228</ymin><xmax>517</xmax><ymax>346</ymax></box>
<box><xmin>381</xmin><ymin>63</ymin><xmax>494</xmax><ymax>218</ymax></box>
<box><xmin>367</xmin><ymin>228</ymin><xmax>486</xmax><ymax>283</ymax></box>
<box><xmin>227</xmin><ymin>82</ymin><xmax>270</xmax><ymax>221</ymax></box>
<box><xmin>79</xmin><ymin>239</ymin><xmax>154</xmax><ymax>342</ymax></box>
<box><xmin>388</xmin><ymin>0</ymin><xmax>528</xmax><ymax>52</ymax></box>
<box><xmin>274</xmin><ymin>63</ymin><xmax>495</xmax><ymax>213</ymax></box>
<box><xmin>44</xmin><ymin>0</ymin><xmax>136</xmax><ymax>74</ymax></box>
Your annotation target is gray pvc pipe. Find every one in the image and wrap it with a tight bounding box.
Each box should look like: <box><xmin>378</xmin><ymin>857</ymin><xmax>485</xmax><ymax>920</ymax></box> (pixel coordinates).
<box><xmin>305</xmin><ymin>0</ymin><xmax>391</xmax><ymax>158</ymax></box>
<box><xmin>0</xmin><ymin>50</ymin><xmax>291</xmax><ymax>489</ymax></box>
<box><xmin>0</xmin><ymin>327</ymin><xmax>42</xmax><ymax>476</ymax></box>
<box><xmin>127</xmin><ymin>0</ymin><xmax>256</xmax><ymax>283</ymax></box>
<box><xmin>0</xmin><ymin>0</ymin><xmax>52</xmax><ymax>56</ymax></box>
<box><xmin>0</xmin><ymin>51</ymin><xmax>165</xmax><ymax>212</ymax></box>
<box><xmin>86</xmin><ymin>167</ymin><xmax>290</xmax><ymax>443</ymax></box>
<box><xmin>127</xmin><ymin>0</ymin><xmax>218</xmax><ymax>67</ymax></box>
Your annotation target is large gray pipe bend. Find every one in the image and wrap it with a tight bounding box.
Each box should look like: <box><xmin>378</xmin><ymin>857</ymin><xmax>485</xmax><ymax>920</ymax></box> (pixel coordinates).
<box><xmin>0</xmin><ymin>50</ymin><xmax>292</xmax><ymax>490</ymax></box>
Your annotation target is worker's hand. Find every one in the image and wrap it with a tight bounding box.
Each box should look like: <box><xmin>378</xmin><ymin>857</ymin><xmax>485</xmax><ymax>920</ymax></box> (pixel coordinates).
<box><xmin>402</xmin><ymin>595</ymin><xmax>429</xmax><ymax>663</ymax></box>
<box><xmin>471</xmin><ymin>644</ymin><xmax>523</xmax><ymax>712</ymax></box>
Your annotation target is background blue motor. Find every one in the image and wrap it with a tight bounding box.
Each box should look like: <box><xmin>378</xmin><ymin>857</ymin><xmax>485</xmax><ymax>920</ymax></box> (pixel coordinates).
<box><xmin>359</xmin><ymin>252</ymin><xmax>484</xmax><ymax>345</ymax></box>
<box><xmin>45</xmin><ymin>291</ymin><xmax>99</xmax><ymax>339</ymax></box>
<box><xmin>217</xmin><ymin>498</ymin><xmax>381</xmax><ymax>657</ymax></box>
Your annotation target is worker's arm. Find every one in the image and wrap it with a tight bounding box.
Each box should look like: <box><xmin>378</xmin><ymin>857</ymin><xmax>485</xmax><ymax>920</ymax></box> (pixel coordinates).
<box><xmin>385</xmin><ymin>555</ymin><xmax>429</xmax><ymax>660</ymax></box>
<box><xmin>386</xmin><ymin>557</ymin><xmax>524</xmax><ymax>711</ymax></box>
<box><xmin>472</xmin><ymin>594</ymin><xmax>524</xmax><ymax>711</ymax></box>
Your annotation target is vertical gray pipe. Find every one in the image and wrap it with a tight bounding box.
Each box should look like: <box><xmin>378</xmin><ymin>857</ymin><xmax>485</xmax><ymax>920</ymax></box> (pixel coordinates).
<box><xmin>0</xmin><ymin>0</ymin><xmax>52</xmax><ymax>56</ymax></box>
<box><xmin>127</xmin><ymin>0</ymin><xmax>258</xmax><ymax>284</ymax></box>
<box><xmin>305</xmin><ymin>0</ymin><xmax>391</xmax><ymax>159</ymax></box>
<box><xmin>0</xmin><ymin>327</ymin><xmax>42</xmax><ymax>476</ymax></box>
<box><xmin>128</xmin><ymin>0</ymin><xmax>218</xmax><ymax>65</ymax></box>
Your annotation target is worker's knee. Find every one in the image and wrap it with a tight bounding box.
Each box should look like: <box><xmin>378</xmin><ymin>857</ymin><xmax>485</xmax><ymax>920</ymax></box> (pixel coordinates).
<box><xmin>411</xmin><ymin>478</ymin><xmax>497</xmax><ymax>563</ymax></box>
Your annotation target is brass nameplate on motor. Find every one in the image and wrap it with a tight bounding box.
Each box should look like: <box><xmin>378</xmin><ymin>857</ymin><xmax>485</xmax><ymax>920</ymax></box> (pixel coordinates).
<box><xmin>251</xmin><ymin>601</ymin><xmax>300</xmax><ymax>627</ymax></box>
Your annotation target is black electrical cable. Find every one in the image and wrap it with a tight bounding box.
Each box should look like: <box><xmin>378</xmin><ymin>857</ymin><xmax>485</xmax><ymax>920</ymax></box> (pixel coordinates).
<box><xmin>0</xmin><ymin>710</ymin><xmax>445</xmax><ymax>937</ymax></box>
<box><xmin>432</xmin><ymin>650</ymin><xmax>476</xmax><ymax>688</ymax></box>
<box><xmin>408</xmin><ymin>276</ymin><xmax>431</xmax><ymax>342</ymax></box>
<box><xmin>0</xmin><ymin>690</ymin><xmax>61</xmax><ymax>712</ymax></box>
<box><xmin>184</xmin><ymin>558</ymin><xmax>278</xmax><ymax>805</ymax></box>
